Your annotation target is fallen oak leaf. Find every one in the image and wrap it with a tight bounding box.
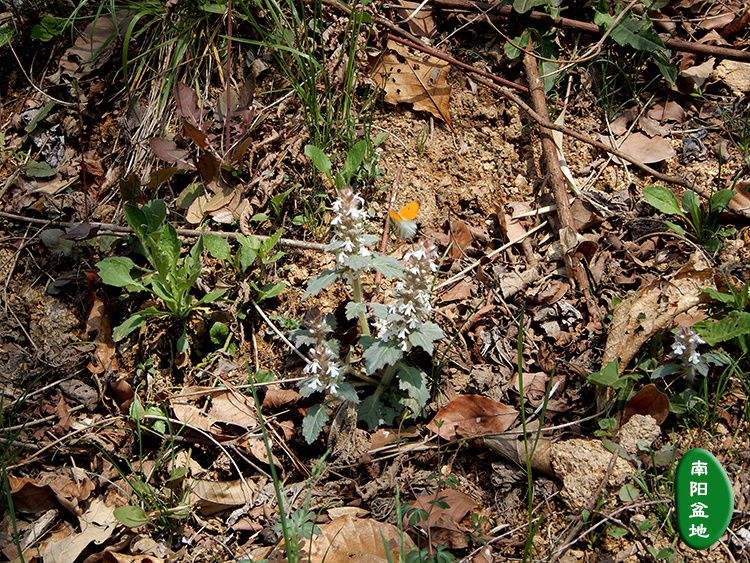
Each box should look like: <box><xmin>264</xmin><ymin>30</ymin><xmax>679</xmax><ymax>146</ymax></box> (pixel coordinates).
<box><xmin>372</xmin><ymin>39</ymin><xmax>453</xmax><ymax>130</ymax></box>
<box><xmin>427</xmin><ymin>395</ymin><xmax>518</xmax><ymax>441</ymax></box>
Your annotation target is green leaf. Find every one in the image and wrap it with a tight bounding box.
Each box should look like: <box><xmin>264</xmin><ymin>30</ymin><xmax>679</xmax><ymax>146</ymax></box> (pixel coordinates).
<box><xmin>358</xmin><ymin>395</ymin><xmax>397</xmax><ymax>430</ymax></box>
<box><xmin>176</xmin><ymin>332</ymin><xmax>188</xmax><ymax>353</ymax></box>
<box><xmin>681</xmin><ymin>190</ymin><xmax>699</xmax><ymax>217</ymax></box>
<box><xmin>586</xmin><ymin>360</ymin><xmax>622</xmax><ymax>388</ymax></box>
<box><xmin>701</xmin><ymin>287</ymin><xmax>737</xmax><ymax>306</ymax></box>
<box><xmin>334</xmin><ymin>383</ymin><xmax>359</xmax><ymax>403</ymax></box>
<box><xmin>154</xmin><ymin>223</ymin><xmax>180</xmax><ymax>276</ymax></box>
<box><xmin>398</xmin><ymin>365</ymin><xmax>429</xmax><ymax>409</ymax></box>
<box><xmin>607</xmin><ymin>525</ymin><xmax>628</xmax><ymax>539</ymax></box>
<box><xmin>129</xmin><ymin>397</ymin><xmax>144</xmax><ymax>422</ymax></box>
<box><xmin>141</xmin><ymin>199</ymin><xmax>167</xmax><ymax>233</ymax></box>
<box><xmin>503</xmin><ymin>31</ymin><xmax>528</xmax><ymax>59</ymax></box>
<box><xmin>97</xmin><ymin>257</ymin><xmax>146</xmax><ymax>290</ymax></box>
<box><xmin>408</xmin><ymin>321</ymin><xmax>444</xmax><ymax>354</ymax></box>
<box><xmin>710</xmin><ymin>189</ymin><xmax>735</xmax><ymax>213</ymax></box>
<box><xmin>303</xmin><ymin>269</ymin><xmax>342</xmax><ymax>298</ymax></box>
<box><xmin>362</xmin><ymin>339</ymin><xmax>403</xmax><ymax>374</ymax></box>
<box><xmin>24</xmin><ymin>102</ymin><xmax>55</xmax><ymax>134</ymax></box>
<box><xmin>123</xmin><ymin>204</ymin><xmax>148</xmax><ymax>239</ymax></box>
<box><xmin>302</xmin><ymin>403</ymin><xmax>328</xmax><ymax>444</ymax></box>
<box><xmin>664</xmin><ymin>220</ymin><xmax>687</xmax><ymax>235</ymax></box>
<box><xmin>262</xmin><ymin>229</ymin><xmax>284</xmax><ymax>254</ymax></box>
<box><xmin>23</xmin><ymin>160</ymin><xmax>57</xmax><ymax>178</ymax></box>
<box><xmin>112</xmin><ymin>307</ymin><xmax>163</xmax><ymax>342</ymax></box>
<box><xmin>0</xmin><ymin>25</ymin><xmax>17</xmax><ymax>48</ymax></box>
<box><xmin>113</xmin><ymin>313</ymin><xmax>148</xmax><ymax>342</ymax></box>
<box><xmin>254</xmin><ymin>282</ymin><xmax>286</xmax><ymax>302</ymax></box>
<box><xmin>30</xmin><ymin>16</ymin><xmax>66</xmax><ymax>42</ymax></box>
<box><xmin>204</xmin><ymin>233</ymin><xmax>232</xmax><ymax>261</ymax></box>
<box><xmin>345</xmin><ymin>302</ymin><xmax>367</xmax><ymax>320</ymax></box>
<box><xmin>642</xmin><ymin>185</ymin><xmax>683</xmax><ymax>216</ymax></box>
<box><xmin>618</xmin><ymin>483</ymin><xmax>640</xmax><ymax>501</ymax></box>
<box><xmin>342</xmin><ymin>140</ymin><xmax>367</xmax><ymax>181</ymax></box>
<box><xmin>370</xmin><ymin>255</ymin><xmax>405</xmax><ymax>278</ymax></box>
<box><xmin>196</xmin><ymin>289</ymin><xmax>226</xmax><ymax>306</ymax></box>
<box><xmin>694</xmin><ymin>311</ymin><xmax>750</xmax><ymax>345</ymax></box>
<box><xmin>114</xmin><ymin>505</ymin><xmax>150</xmax><ymax>528</ymax></box>
<box><xmin>594</xmin><ymin>9</ymin><xmax>665</xmax><ymax>54</ymax></box>
<box><xmin>303</xmin><ymin>144</ymin><xmax>332</xmax><ymax>177</ymax></box>
<box><xmin>513</xmin><ymin>0</ymin><xmax>546</xmax><ymax>14</ymax></box>
<box><xmin>653</xmin><ymin>51</ymin><xmax>676</xmax><ymax>85</ymax></box>
<box><xmin>238</xmin><ymin>245</ymin><xmax>258</xmax><ymax>273</ymax></box>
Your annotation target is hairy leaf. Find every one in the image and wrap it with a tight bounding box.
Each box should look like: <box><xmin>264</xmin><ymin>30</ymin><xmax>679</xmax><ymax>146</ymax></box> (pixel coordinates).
<box><xmin>302</xmin><ymin>403</ymin><xmax>328</xmax><ymax>444</ymax></box>
<box><xmin>362</xmin><ymin>339</ymin><xmax>403</xmax><ymax>374</ymax></box>
<box><xmin>304</xmin><ymin>269</ymin><xmax>342</xmax><ymax>298</ymax></box>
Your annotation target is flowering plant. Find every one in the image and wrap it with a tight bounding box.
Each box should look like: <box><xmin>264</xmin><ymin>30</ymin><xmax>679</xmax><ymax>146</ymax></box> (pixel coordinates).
<box><xmin>292</xmin><ymin>151</ymin><xmax>444</xmax><ymax>442</ymax></box>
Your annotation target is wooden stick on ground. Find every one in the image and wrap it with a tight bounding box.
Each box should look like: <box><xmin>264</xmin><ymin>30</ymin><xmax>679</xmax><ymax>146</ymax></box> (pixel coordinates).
<box><xmin>522</xmin><ymin>46</ymin><xmax>601</xmax><ymax>324</ymax></box>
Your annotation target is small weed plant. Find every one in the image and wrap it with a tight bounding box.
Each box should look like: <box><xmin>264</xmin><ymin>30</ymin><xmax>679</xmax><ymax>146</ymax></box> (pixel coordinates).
<box><xmin>203</xmin><ymin>229</ymin><xmax>286</xmax><ymax>303</ymax></box>
<box><xmin>96</xmin><ymin>199</ymin><xmax>225</xmax><ymax>345</ymax></box>
<box><xmin>643</xmin><ymin>185</ymin><xmax>735</xmax><ymax>252</ymax></box>
<box><xmin>292</xmin><ymin>146</ymin><xmax>444</xmax><ymax>442</ymax></box>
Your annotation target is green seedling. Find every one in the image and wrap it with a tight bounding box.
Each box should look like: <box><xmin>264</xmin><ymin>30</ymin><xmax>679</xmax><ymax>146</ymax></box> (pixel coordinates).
<box><xmin>203</xmin><ymin>229</ymin><xmax>286</xmax><ymax>302</ymax></box>
<box><xmin>96</xmin><ymin>199</ymin><xmax>225</xmax><ymax>343</ymax></box>
<box><xmin>643</xmin><ymin>185</ymin><xmax>735</xmax><ymax>252</ymax></box>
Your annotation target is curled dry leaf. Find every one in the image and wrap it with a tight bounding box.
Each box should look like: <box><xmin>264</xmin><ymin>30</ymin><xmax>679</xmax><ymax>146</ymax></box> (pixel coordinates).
<box><xmin>300</xmin><ymin>516</ymin><xmax>415</xmax><ymax>563</ymax></box>
<box><xmin>408</xmin><ymin>489</ymin><xmax>476</xmax><ymax>549</ymax></box>
<box><xmin>622</xmin><ymin>384</ymin><xmax>670</xmax><ymax>426</ymax></box>
<box><xmin>602</xmin><ymin>253</ymin><xmax>718</xmax><ymax>374</ymax></box>
<box><xmin>427</xmin><ymin>395</ymin><xmax>518</xmax><ymax>441</ymax></box>
<box><xmin>372</xmin><ymin>39</ymin><xmax>453</xmax><ymax>129</ymax></box>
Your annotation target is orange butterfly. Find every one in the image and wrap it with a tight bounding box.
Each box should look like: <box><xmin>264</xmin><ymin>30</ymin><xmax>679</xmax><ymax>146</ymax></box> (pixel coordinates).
<box><xmin>389</xmin><ymin>201</ymin><xmax>419</xmax><ymax>239</ymax></box>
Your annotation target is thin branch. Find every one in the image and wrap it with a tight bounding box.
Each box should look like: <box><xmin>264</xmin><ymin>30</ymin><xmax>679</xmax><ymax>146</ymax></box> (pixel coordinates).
<box><xmin>0</xmin><ymin>211</ymin><xmax>328</xmax><ymax>252</ymax></box>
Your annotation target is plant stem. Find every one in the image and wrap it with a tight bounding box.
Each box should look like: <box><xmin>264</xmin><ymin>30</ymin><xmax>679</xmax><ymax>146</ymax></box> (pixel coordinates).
<box><xmin>351</xmin><ymin>275</ymin><xmax>370</xmax><ymax>337</ymax></box>
<box><xmin>371</xmin><ymin>363</ymin><xmax>397</xmax><ymax>406</ymax></box>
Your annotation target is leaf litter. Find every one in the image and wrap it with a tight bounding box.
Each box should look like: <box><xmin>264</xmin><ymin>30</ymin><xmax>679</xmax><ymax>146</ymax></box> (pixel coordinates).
<box><xmin>1</xmin><ymin>1</ymin><xmax>750</xmax><ymax>561</ymax></box>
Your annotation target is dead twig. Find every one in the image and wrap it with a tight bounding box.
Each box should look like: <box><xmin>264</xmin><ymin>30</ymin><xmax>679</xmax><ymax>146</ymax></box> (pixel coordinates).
<box><xmin>384</xmin><ymin>33</ymin><xmax>529</xmax><ymax>93</ymax></box>
<box><xmin>434</xmin><ymin>0</ymin><xmax>750</xmax><ymax>63</ymax></box>
<box><xmin>0</xmin><ymin>211</ymin><xmax>328</xmax><ymax>252</ymax></box>
<box><xmin>522</xmin><ymin>45</ymin><xmax>600</xmax><ymax>323</ymax></box>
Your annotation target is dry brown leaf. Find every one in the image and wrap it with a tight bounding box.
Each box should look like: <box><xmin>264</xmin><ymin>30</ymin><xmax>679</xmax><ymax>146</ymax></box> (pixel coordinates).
<box><xmin>698</xmin><ymin>12</ymin><xmax>735</xmax><ymax>30</ymax></box>
<box><xmin>58</xmin><ymin>14</ymin><xmax>127</xmax><ymax>79</ymax></box>
<box><xmin>394</xmin><ymin>0</ymin><xmax>435</xmax><ymax>37</ymax></box>
<box><xmin>616</xmin><ymin>132</ymin><xmax>676</xmax><ymax>164</ymax></box>
<box><xmin>678</xmin><ymin>58</ymin><xmax>716</xmax><ymax>92</ymax></box>
<box><xmin>602</xmin><ymin>253</ymin><xmax>718</xmax><ymax>373</ymax></box>
<box><xmin>262</xmin><ymin>388</ymin><xmax>301</xmax><ymax>410</ymax></box>
<box><xmin>638</xmin><ymin>115</ymin><xmax>671</xmax><ymax>137</ymax></box>
<box><xmin>427</xmin><ymin>395</ymin><xmax>518</xmax><ymax>441</ymax></box>
<box><xmin>409</xmin><ymin>489</ymin><xmax>476</xmax><ymax>549</ymax></box>
<box><xmin>730</xmin><ymin>181</ymin><xmax>750</xmax><ymax>217</ymax></box>
<box><xmin>609</xmin><ymin>107</ymin><xmax>638</xmax><ymax>136</ymax></box>
<box><xmin>300</xmin><ymin>516</ymin><xmax>415</xmax><ymax>563</ymax></box>
<box><xmin>43</xmin><ymin>499</ymin><xmax>117</xmax><ymax>563</ymax></box>
<box><xmin>174</xmin><ymin>81</ymin><xmax>202</xmax><ymax>126</ymax></box>
<box><xmin>647</xmin><ymin>101</ymin><xmax>686</xmax><ymax>123</ymax></box>
<box><xmin>148</xmin><ymin>138</ymin><xmax>191</xmax><ymax>168</ymax></box>
<box><xmin>372</xmin><ymin>40</ymin><xmax>453</xmax><ymax>128</ymax></box>
<box><xmin>449</xmin><ymin>219</ymin><xmax>473</xmax><ymax>259</ymax></box>
<box><xmin>170</xmin><ymin>386</ymin><xmax>257</xmax><ymax>437</ymax></box>
<box><xmin>102</xmin><ymin>553</ymin><xmax>165</xmax><ymax>563</ymax></box>
<box><xmin>189</xmin><ymin>478</ymin><xmax>256</xmax><ymax>515</ymax></box>
<box><xmin>713</xmin><ymin>60</ymin><xmax>750</xmax><ymax>96</ymax></box>
<box><xmin>438</xmin><ymin>280</ymin><xmax>474</xmax><ymax>303</ymax></box>
<box><xmin>622</xmin><ymin>384</ymin><xmax>669</xmax><ymax>425</ymax></box>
